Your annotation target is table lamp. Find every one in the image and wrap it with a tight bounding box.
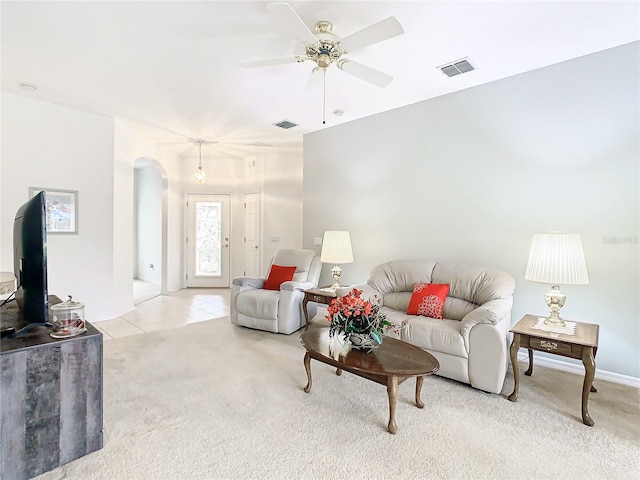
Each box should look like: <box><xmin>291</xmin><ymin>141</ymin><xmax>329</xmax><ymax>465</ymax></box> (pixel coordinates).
<box><xmin>525</xmin><ymin>233</ymin><xmax>589</xmax><ymax>327</ymax></box>
<box><xmin>320</xmin><ymin>231</ymin><xmax>354</xmax><ymax>290</ymax></box>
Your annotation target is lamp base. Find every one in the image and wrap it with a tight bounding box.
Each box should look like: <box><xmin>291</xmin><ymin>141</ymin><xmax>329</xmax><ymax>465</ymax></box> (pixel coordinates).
<box><xmin>543</xmin><ymin>314</ymin><xmax>566</xmax><ymax>328</ymax></box>
<box><xmin>543</xmin><ymin>284</ymin><xmax>566</xmax><ymax>327</ymax></box>
<box><xmin>330</xmin><ymin>265</ymin><xmax>342</xmax><ymax>290</ymax></box>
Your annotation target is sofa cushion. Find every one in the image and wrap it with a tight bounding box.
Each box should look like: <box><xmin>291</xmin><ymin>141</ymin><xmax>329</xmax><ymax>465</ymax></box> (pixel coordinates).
<box><xmin>383</xmin><ymin>307</ymin><xmax>467</xmax><ymax>358</ymax></box>
<box><xmin>432</xmin><ymin>263</ymin><xmax>516</xmax><ymax>306</ymax></box>
<box><xmin>407</xmin><ymin>283</ymin><xmax>449</xmax><ymax>319</ymax></box>
<box><xmin>443</xmin><ymin>296</ymin><xmax>478</xmax><ymax>321</ymax></box>
<box><xmin>264</xmin><ymin>265</ymin><xmax>296</xmax><ymax>290</ymax></box>
<box><xmin>368</xmin><ymin>260</ymin><xmax>438</xmax><ymax>295</ymax></box>
<box><xmin>382</xmin><ymin>291</ymin><xmax>412</xmax><ymax>311</ymax></box>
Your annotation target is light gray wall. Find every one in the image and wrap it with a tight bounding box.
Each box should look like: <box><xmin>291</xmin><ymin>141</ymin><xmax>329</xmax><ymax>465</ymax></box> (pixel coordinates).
<box><xmin>303</xmin><ymin>42</ymin><xmax>639</xmax><ymax>378</ymax></box>
<box><xmin>261</xmin><ymin>150</ymin><xmax>304</xmax><ymax>274</ymax></box>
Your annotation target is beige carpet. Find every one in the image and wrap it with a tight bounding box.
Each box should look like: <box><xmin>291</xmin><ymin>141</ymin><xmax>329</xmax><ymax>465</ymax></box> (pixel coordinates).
<box><xmin>35</xmin><ymin>318</ymin><xmax>639</xmax><ymax>480</ymax></box>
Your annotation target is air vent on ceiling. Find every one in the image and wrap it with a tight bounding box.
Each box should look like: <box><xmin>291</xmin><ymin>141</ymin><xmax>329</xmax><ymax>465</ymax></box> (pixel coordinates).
<box><xmin>438</xmin><ymin>58</ymin><xmax>475</xmax><ymax>77</ymax></box>
<box><xmin>273</xmin><ymin>120</ymin><xmax>298</xmax><ymax>129</ymax></box>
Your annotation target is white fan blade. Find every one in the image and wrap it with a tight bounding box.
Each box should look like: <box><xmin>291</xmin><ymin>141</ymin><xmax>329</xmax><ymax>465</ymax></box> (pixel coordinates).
<box><xmin>241</xmin><ymin>56</ymin><xmax>304</xmax><ymax>68</ymax></box>
<box><xmin>267</xmin><ymin>2</ymin><xmax>318</xmax><ymax>45</ymax></box>
<box><xmin>339</xmin><ymin>60</ymin><xmax>393</xmax><ymax>88</ymax></box>
<box><xmin>340</xmin><ymin>17</ymin><xmax>404</xmax><ymax>53</ymax></box>
<box><xmin>305</xmin><ymin>67</ymin><xmax>325</xmax><ymax>98</ymax></box>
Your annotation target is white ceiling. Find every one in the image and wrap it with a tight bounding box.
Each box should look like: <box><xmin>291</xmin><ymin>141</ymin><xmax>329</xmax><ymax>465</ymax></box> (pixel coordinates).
<box><xmin>2</xmin><ymin>1</ymin><xmax>638</xmax><ymax>158</ymax></box>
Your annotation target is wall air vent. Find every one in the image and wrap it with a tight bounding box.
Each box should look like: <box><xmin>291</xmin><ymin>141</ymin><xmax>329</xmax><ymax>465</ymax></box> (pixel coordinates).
<box><xmin>438</xmin><ymin>58</ymin><xmax>476</xmax><ymax>77</ymax></box>
<box><xmin>273</xmin><ymin>120</ymin><xmax>298</xmax><ymax>129</ymax></box>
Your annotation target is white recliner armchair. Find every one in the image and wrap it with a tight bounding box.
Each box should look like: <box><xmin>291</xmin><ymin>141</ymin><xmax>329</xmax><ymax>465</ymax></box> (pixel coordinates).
<box><xmin>230</xmin><ymin>249</ymin><xmax>322</xmax><ymax>334</ymax></box>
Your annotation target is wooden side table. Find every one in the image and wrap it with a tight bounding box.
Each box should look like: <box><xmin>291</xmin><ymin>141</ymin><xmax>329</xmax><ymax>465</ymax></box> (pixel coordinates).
<box><xmin>508</xmin><ymin>314</ymin><xmax>599</xmax><ymax>426</ymax></box>
<box><xmin>302</xmin><ymin>287</ymin><xmax>336</xmax><ymax>330</ymax></box>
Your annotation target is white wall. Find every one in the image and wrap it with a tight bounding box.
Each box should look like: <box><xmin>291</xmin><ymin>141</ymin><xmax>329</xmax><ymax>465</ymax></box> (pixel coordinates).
<box><xmin>303</xmin><ymin>43</ymin><xmax>639</xmax><ymax>378</ymax></box>
<box><xmin>134</xmin><ymin>166</ymin><xmax>162</xmax><ymax>284</ymax></box>
<box><xmin>180</xmin><ymin>149</ymin><xmax>304</xmax><ymax>281</ymax></box>
<box><xmin>115</xmin><ymin>124</ymin><xmax>182</xmax><ymax>297</ymax></box>
<box><xmin>1</xmin><ymin>92</ymin><xmax>117</xmax><ymax>320</ymax></box>
<box><xmin>179</xmin><ymin>151</ymin><xmax>242</xmax><ymax>286</ymax></box>
<box><xmin>132</xmin><ymin>172</ymin><xmax>139</xmax><ymax>278</ymax></box>
<box><xmin>1</xmin><ymin>94</ymin><xmax>305</xmax><ymax>321</ymax></box>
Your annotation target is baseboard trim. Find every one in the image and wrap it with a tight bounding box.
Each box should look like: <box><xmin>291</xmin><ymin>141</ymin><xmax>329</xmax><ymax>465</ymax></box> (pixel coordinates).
<box><xmin>516</xmin><ymin>352</ymin><xmax>640</xmax><ymax>388</ymax></box>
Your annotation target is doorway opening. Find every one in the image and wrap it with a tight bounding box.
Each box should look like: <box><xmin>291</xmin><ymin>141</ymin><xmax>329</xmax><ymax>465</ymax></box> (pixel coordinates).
<box><xmin>133</xmin><ymin>157</ymin><xmax>168</xmax><ymax>304</ymax></box>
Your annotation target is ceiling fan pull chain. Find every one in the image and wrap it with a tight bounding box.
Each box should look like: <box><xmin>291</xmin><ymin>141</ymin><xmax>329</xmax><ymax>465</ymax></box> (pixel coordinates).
<box><xmin>322</xmin><ymin>68</ymin><xmax>326</xmax><ymax>125</ymax></box>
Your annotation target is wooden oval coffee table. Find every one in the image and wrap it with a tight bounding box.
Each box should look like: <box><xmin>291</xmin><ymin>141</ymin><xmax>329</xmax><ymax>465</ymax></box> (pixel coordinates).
<box><xmin>300</xmin><ymin>328</ymin><xmax>439</xmax><ymax>434</ymax></box>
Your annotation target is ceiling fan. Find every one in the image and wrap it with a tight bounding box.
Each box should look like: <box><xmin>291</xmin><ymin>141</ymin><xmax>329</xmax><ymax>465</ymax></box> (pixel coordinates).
<box><xmin>241</xmin><ymin>2</ymin><xmax>404</xmax><ymax>94</ymax></box>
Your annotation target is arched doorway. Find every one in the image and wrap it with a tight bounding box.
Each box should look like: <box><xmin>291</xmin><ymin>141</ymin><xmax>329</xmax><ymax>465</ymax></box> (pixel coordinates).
<box><xmin>133</xmin><ymin>157</ymin><xmax>168</xmax><ymax>304</ymax></box>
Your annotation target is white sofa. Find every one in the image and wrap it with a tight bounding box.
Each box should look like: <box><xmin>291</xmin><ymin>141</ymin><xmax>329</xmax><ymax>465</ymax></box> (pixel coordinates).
<box><xmin>347</xmin><ymin>260</ymin><xmax>516</xmax><ymax>394</ymax></box>
<box><xmin>230</xmin><ymin>249</ymin><xmax>322</xmax><ymax>334</ymax></box>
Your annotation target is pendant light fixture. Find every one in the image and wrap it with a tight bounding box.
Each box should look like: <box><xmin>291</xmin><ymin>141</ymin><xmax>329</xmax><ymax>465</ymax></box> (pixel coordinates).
<box><xmin>195</xmin><ymin>140</ymin><xmax>206</xmax><ymax>184</ymax></box>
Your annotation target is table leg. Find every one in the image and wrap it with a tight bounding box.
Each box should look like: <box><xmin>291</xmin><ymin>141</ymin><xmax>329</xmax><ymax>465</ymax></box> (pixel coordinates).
<box><xmin>303</xmin><ymin>297</ymin><xmax>310</xmax><ymax>330</ymax></box>
<box><xmin>590</xmin><ymin>346</ymin><xmax>598</xmax><ymax>393</ymax></box>
<box><xmin>525</xmin><ymin>348</ymin><xmax>534</xmax><ymax>376</ymax></box>
<box><xmin>387</xmin><ymin>375</ymin><xmax>398</xmax><ymax>434</ymax></box>
<box><xmin>303</xmin><ymin>351</ymin><xmax>312</xmax><ymax>393</ymax></box>
<box><xmin>508</xmin><ymin>333</ymin><xmax>521</xmax><ymax>402</ymax></box>
<box><xmin>415</xmin><ymin>376</ymin><xmax>425</xmax><ymax>409</ymax></box>
<box><xmin>581</xmin><ymin>346</ymin><xmax>596</xmax><ymax>426</ymax></box>
<box><xmin>336</xmin><ymin>368</ymin><xmax>342</xmax><ymax>376</ymax></box>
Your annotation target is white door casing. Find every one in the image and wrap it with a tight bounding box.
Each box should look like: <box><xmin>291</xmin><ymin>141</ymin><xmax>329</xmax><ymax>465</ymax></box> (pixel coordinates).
<box><xmin>244</xmin><ymin>192</ymin><xmax>260</xmax><ymax>277</ymax></box>
<box><xmin>186</xmin><ymin>194</ymin><xmax>231</xmax><ymax>287</ymax></box>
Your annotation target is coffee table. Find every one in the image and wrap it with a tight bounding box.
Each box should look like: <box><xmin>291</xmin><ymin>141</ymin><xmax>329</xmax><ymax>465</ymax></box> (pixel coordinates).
<box><xmin>300</xmin><ymin>328</ymin><xmax>439</xmax><ymax>434</ymax></box>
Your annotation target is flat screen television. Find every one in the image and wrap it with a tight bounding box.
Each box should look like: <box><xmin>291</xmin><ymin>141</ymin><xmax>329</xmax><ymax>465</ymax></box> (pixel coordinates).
<box><xmin>12</xmin><ymin>191</ymin><xmax>49</xmax><ymax>335</ymax></box>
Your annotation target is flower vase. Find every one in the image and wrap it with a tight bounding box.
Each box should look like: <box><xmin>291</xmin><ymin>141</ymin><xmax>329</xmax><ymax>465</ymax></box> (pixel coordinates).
<box><xmin>349</xmin><ymin>332</ymin><xmax>381</xmax><ymax>351</ymax></box>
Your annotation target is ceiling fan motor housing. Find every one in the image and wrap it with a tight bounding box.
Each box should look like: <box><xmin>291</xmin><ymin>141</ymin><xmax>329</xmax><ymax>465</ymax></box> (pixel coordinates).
<box><xmin>305</xmin><ymin>20</ymin><xmax>344</xmax><ymax>68</ymax></box>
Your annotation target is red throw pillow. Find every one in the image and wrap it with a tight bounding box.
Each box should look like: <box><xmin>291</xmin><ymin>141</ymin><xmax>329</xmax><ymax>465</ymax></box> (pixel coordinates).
<box><xmin>406</xmin><ymin>283</ymin><xmax>450</xmax><ymax>319</ymax></box>
<box><xmin>263</xmin><ymin>265</ymin><xmax>297</xmax><ymax>290</ymax></box>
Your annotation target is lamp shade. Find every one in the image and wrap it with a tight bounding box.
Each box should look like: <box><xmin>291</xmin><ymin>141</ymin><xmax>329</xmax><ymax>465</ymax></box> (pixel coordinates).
<box><xmin>320</xmin><ymin>231</ymin><xmax>354</xmax><ymax>264</ymax></box>
<box><xmin>525</xmin><ymin>233</ymin><xmax>589</xmax><ymax>285</ymax></box>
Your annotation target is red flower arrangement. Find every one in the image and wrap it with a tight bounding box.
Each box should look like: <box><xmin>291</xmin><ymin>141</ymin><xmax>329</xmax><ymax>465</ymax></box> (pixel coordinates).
<box><xmin>326</xmin><ymin>288</ymin><xmax>392</xmax><ymax>344</ymax></box>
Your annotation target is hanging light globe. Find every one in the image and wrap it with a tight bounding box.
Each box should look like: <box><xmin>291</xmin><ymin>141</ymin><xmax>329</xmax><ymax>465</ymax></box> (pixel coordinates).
<box><xmin>195</xmin><ymin>140</ymin><xmax>206</xmax><ymax>184</ymax></box>
<box><xmin>195</xmin><ymin>166</ymin><xmax>206</xmax><ymax>184</ymax></box>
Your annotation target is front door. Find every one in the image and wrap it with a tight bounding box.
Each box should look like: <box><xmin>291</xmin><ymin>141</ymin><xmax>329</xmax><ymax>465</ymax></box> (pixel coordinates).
<box><xmin>186</xmin><ymin>194</ymin><xmax>231</xmax><ymax>288</ymax></box>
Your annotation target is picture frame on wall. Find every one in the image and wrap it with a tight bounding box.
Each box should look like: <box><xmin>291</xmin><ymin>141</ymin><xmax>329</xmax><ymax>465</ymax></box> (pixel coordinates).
<box><xmin>29</xmin><ymin>187</ymin><xmax>78</xmax><ymax>234</ymax></box>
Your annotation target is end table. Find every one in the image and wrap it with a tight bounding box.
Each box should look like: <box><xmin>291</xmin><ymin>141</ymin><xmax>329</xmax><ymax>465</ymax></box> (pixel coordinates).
<box><xmin>508</xmin><ymin>314</ymin><xmax>599</xmax><ymax>426</ymax></box>
<box><xmin>302</xmin><ymin>287</ymin><xmax>336</xmax><ymax>330</ymax></box>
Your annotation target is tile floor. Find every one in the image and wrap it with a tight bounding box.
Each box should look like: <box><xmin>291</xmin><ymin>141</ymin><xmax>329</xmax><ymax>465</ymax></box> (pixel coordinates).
<box><xmin>94</xmin><ymin>288</ymin><xmax>230</xmax><ymax>341</ymax></box>
<box><xmin>133</xmin><ymin>279</ymin><xmax>161</xmax><ymax>305</ymax></box>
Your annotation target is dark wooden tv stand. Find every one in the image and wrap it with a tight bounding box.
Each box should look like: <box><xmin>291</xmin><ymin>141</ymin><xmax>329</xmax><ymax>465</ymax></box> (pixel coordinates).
<box><xmin>0</xmin><ymin>296</ymin><xmax>103</xmax><ymax>480</ymax></box>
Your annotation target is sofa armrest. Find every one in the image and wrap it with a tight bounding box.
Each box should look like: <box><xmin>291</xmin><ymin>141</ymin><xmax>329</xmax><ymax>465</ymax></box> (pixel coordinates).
<box><xmin>460</xmin><ymin>298</ymin><xmax>511</xmax><ymax>351</ymax></box>
<box><xmin>232</xmin><ymin>277</ymin><xmax>265</xmax><ymax>289</ymax></box>
<box><xmin>280</xmin><ymin>280</ymin><xmax>316</xmax><ymax>292</ymax></box>
<box><xmin>461</xmin><ymin>307</ymin><xmax>500</xmax><ymax>332</ymax></box>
